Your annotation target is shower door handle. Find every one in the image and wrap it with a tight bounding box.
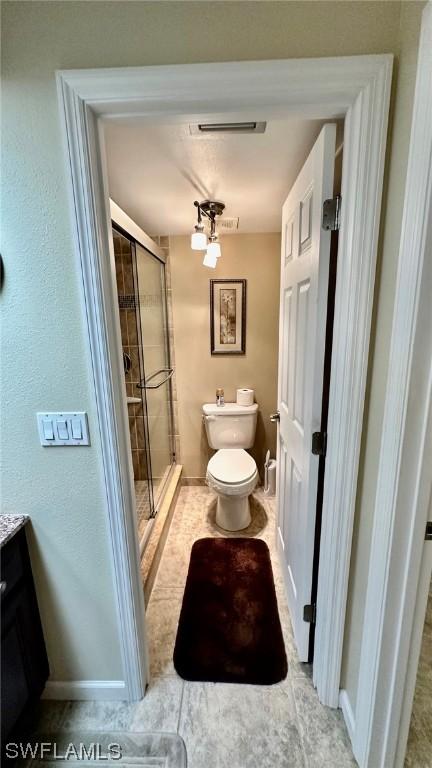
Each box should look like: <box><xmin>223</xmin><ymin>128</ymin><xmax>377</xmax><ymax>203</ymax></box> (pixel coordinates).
<box><xmin>138</xmin><ymin>367</ymin><xmax>174</xmax><ymax>390</ymax></box>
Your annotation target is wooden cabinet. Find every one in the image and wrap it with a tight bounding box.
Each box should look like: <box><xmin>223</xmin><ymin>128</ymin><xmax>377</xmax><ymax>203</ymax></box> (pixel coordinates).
<box><xmin>1</xmin><ymin>528</ymin><xmax>49</xmax><ymax>744</ymax></box>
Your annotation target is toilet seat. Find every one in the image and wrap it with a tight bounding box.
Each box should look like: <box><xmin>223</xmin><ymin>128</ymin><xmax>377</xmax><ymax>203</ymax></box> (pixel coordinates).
<box><xmin>207</xmin><ymin>449</ymin><xmax>258</xmax><ymax>497</ymax></box>
<box><xmin>208</xmin><ymin>449</ymin><xmax>256</xmax><ymax>483</ymax></box>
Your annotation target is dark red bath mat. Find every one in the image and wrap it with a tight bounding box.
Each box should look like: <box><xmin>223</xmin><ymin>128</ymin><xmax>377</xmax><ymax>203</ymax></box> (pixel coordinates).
<box><xmin>173</xmin><ymin>537</ymin><xmax>288</xmax><ymax>685</ymax></box>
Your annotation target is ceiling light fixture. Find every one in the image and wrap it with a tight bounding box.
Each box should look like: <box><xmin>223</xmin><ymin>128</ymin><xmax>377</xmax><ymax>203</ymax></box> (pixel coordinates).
<box><xmin>191</xmin><ymin>203</ymin><xmax>207</xmax><ymax>250</ymax></box>
<box><xmin>202</xmin><ymin>250</ymin><xmax>218</xmax><ymax>269</ymax></box>
<box><xmin>191</xmin><ymin>200</ymin><xmax>225</xmax><ymax>267</ymax></box>
<box><xmin>206</xmin><ymin>238</ymin><xmax>221</xmax><ymax>260</ymax></box>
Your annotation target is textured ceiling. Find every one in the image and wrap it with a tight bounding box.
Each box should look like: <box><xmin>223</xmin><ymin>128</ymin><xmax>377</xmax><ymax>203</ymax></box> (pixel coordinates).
<box><xmin>103</xmin><ymin>116</ymin><xmax>330</xmax><ymax>235</ymax></box>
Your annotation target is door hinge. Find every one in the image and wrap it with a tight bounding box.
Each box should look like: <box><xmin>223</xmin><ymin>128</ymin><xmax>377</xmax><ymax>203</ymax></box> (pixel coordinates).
<box><xmin>312</xmin><ymin>431</ymin><xmax>327</xmax><ymax>457</ymax></box>
<box><xmin>303</xmin><ymin>604</ymin><xmax>317</xmax><ymax>624</ymax></box>
<box><xmin>322</xmin><ymin>195</ymin><xmax>341</xmax><ymax>231</ymax></box>
<box><xmin>425</xmin><ymin>522</ymin><xmax>432</xmax><ymax>540</ymax></box>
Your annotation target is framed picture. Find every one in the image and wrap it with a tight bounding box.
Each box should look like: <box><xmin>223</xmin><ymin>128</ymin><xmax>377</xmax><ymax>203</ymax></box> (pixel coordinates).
<box><xmin>210</xmin><ymin>279</ymin><xmax>246</xmax><ymax>355</ymax></box>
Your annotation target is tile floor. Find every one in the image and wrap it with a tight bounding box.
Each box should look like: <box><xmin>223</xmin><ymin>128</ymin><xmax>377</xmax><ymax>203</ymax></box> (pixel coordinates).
<box><xmin>404</xmin><ymin>580</ymin><xmax>432</xmax><ymax>767</ymax></box>
<box><xmin>31</xmin><ymin>485</ymin><xmax>356</xmax><ymax>768</ymax></box>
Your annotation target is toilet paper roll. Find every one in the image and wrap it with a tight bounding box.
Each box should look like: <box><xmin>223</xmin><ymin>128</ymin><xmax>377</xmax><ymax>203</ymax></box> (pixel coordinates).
<box><xmin>236</xmin><ymin>388</ymin><xmax>254</xmax><ymax>407</ymax></box>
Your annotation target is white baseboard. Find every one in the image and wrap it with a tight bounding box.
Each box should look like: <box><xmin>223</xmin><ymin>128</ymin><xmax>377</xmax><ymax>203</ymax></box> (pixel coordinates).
<box><xmin>42</xmin><ymin>680</ymin><xmax>128</xmax><ymax>701</ymax></box>
<box><xmin>339</xmin><ymin>689</ymin><xmax>356</xmax><ymax>743</ymax></box>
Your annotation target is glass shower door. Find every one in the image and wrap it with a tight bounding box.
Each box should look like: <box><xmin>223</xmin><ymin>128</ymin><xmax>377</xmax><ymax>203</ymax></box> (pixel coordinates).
<box><xmin>135</xmin><ymin>243</ymin><xmax>174</xmax><ymax>507</ymax></box>
<box><xmin>112</xmin><ymin>227</ymin><xmax>153</xmax><ymax>539</ymax></box>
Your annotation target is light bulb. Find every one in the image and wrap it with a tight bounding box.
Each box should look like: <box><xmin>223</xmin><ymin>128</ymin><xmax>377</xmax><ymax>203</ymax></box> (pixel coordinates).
<box><xmin>203</xmin><ymin>249</ymin><xmax>217</xmax><ymax>268</ymax></box>
<box><xmin>191</xmin><ymin>231</ymin><xmax>207</xmax><ymax>250</ymax></box>
<box><xmin>207</xmin><ymin>240</ymin><xmax>221</xmax><ymax>259</ymax></box>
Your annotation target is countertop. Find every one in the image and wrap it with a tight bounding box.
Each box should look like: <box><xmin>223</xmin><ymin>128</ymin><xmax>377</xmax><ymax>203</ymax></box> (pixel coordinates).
<box><xmin>0</xmin><ymin>514</ymin><xmax>29</xmax><ymax>548</ymax></box>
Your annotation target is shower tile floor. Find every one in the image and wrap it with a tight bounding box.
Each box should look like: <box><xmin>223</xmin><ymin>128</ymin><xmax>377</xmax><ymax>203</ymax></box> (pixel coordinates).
<box><xmin>30</xmin><ymin>485</ymin><xmax>356</xmax><ymax>768</ymax></box>
<box><xmin>135</xmin><ymin>480</ymin><xmax>151</xmax><ymax>540</ymax></box>
<box><xmin>135</xmin><ymin>466</ymin><xmax>173</xmax><ymax>542</ymax></box>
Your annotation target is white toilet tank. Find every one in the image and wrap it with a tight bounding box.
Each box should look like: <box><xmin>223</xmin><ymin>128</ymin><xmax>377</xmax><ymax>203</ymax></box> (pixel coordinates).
<box><xmin>202</xmin><ymin>403</ymin><xmax>258</xmax><ymax>449</ymax></box>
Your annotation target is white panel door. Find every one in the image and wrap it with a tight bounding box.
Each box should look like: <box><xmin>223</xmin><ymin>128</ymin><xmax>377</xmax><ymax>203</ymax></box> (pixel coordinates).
<box><xmin>277</xmin><ymin>124</ymin><xmax>336</xmax><ymax>661</ymax></box>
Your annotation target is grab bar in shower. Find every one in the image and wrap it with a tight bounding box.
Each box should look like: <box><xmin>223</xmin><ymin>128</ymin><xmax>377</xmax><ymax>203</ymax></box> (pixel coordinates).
<box><xmin>137</xmin><ymin>367</ymin><xmax>174</xmax><ymax>390</ymax></box>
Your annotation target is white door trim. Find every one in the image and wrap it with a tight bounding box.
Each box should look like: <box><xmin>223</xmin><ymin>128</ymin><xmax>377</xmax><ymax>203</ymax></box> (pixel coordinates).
<box><xmin>42</xmin><ymin>680</ymin><xmax>127</xmax><ymax>701</ymax></box>
<box><xmin>55</xmin><ymin>92</ymin><xmax>149</xmax><ymax>701</ymax></box>
<box><xmin>354</xmin><ymin>3</ymin><xmax>432</xmax><ymax>765</ymax></box>
<box><xmin>313</xmin><ymin>58</ymin><xmax>392</xmax><ymax>706</ymax></box>
<box><xmin>56</xmin><ymin>55</ymin><xmax>392</xmax><ymax>704</ymax></box>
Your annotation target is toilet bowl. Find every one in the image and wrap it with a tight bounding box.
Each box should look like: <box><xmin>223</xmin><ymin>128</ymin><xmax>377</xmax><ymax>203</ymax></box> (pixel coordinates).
<box><xmin>202</xmin><ymin>401</ymin><xmax>259</xmax><ymax>531</ymax></box>
<box><xmin>207</xmin><ymin>448</ymin><xmax>258</xmax><ymax>531</ymax></box>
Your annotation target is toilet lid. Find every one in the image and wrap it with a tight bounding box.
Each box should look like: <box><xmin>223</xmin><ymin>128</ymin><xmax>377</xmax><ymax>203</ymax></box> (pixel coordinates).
<box><xmin>208</xmin><ymin>449</ymin><xmax>256</xmax><ymax>484</ymax></box>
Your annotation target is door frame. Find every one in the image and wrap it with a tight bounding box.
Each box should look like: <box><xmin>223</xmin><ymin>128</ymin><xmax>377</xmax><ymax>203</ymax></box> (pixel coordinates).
<box><xmin>56</xmin><ymin>55</ymin><xmax>392</xmax><ymax>703</ymax></box>
<box><xmin>353</xmin><ymin>3</ymin><xmax>432</xmax><ymax>765</ymax></box>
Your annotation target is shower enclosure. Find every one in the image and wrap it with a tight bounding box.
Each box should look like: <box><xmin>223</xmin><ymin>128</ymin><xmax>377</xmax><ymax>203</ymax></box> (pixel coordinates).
<box><xmin>112</xmin><ymin>225</ymin><xmax>175</xmax><ymax>552</ymax></box>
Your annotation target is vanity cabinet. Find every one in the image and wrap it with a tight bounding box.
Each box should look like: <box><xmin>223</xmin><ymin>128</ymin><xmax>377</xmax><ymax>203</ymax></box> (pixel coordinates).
<box><xmin>1</xmin><ymin>526</ymin><xmax>49</xmax><ymax>744</ymax></box>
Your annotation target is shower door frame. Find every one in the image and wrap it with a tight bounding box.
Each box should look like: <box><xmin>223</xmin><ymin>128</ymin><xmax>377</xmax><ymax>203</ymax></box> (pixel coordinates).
<box><xmin>133</xmin><ymin>239</ymin><xmax>176</xmax><ymax>517</ymax></box>
<box><xmin>56</xmin><ymin>56</ymin><xmax>392</xmax><ymax>710</ymax></box>
<box><xmin>112</xmin><ymin>223</ymin><xmax>155</xmax><ymax>525</ymax></box>
<box><xmin>111</xmin><ymin>211</ymin><xmax>176</xmax><ymax>531</ymax></box>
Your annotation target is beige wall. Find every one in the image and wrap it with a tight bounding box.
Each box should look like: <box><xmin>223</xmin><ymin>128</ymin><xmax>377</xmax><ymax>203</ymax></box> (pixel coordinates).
<box><xmin>170</xmin><ymin>234</ymin><xmax>281</xmax><ymax>478</ymax></box>
<box><xmin>1</xmin><ymin>0</ymin><xmax>423</xmax><ymax>686</ymax></box>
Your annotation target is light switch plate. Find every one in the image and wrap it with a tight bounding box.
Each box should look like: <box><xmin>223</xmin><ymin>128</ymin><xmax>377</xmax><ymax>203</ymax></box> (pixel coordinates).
<box><xmin>37</xmin><ymin>412</ymin><xmax>90</xmax><ymax>446</ymax></box>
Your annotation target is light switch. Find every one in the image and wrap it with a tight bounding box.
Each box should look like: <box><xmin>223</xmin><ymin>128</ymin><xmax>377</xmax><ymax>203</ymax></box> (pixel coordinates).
<box><xmin>71</xmin><ymin>418</ymin><xmax>82</xmax><ymax>440</ymax></box>
<box><xmin>57</xmin><ymin>419</ymin><xmax>69</xmax><ymax>441</ymax></box>
<box><xmin>37</xmin><ymin>412</ymin><xmax>90</xmax><ymax>446</ymax></box>
<box><xmin>42</xmin><ymin>419</ymin><xmax>54</xmax><ymax>441</ymax></box>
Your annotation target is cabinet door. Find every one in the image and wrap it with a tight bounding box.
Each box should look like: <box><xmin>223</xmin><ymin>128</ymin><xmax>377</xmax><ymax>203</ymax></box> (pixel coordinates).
<box><xmin>1</xmin><ymin>538</ymin><xmax>49</xmax><ymax>742</ymax></box>
<box><xmin>1</xmin><ymin>602</ymin><xmax>31</xmax><ymax>739</ymax></box>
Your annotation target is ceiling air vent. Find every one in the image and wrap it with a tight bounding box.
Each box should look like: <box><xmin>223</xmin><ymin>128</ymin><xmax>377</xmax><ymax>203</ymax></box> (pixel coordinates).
<box><xmin>189</xmin><ymin>121</ymin><xmax>266</xmax><ymax>135</ymax></box>
<box><xmin>218</xmin><ymin>217</ymin><xmax>239</xmax><ymax>232</ymax></box>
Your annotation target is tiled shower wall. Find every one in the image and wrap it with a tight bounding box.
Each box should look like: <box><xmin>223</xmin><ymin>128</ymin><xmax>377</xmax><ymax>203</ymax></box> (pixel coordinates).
<box><xmin>113</xmin><ymin>230</ymin><xmax>149</xmax><ymax>481</ymax></box>
<box><xmin>151</xmin><ymin>235</ymin><xmax>181</xmax><ymax>464</ymax></box>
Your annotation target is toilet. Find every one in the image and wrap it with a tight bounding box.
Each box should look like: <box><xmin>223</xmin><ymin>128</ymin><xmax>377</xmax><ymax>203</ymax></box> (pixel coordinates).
<box><xmin>202</xmin><ymin>402</ymin><xmax>259</xmax><ymax>531</ymax></box>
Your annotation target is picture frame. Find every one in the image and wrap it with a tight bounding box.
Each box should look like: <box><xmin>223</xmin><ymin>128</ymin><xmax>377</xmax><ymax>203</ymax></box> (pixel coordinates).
<box><xmin>210</xmin><ymin>279</ymin><xmax>246</xmax><ymax>355</ymax></box>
